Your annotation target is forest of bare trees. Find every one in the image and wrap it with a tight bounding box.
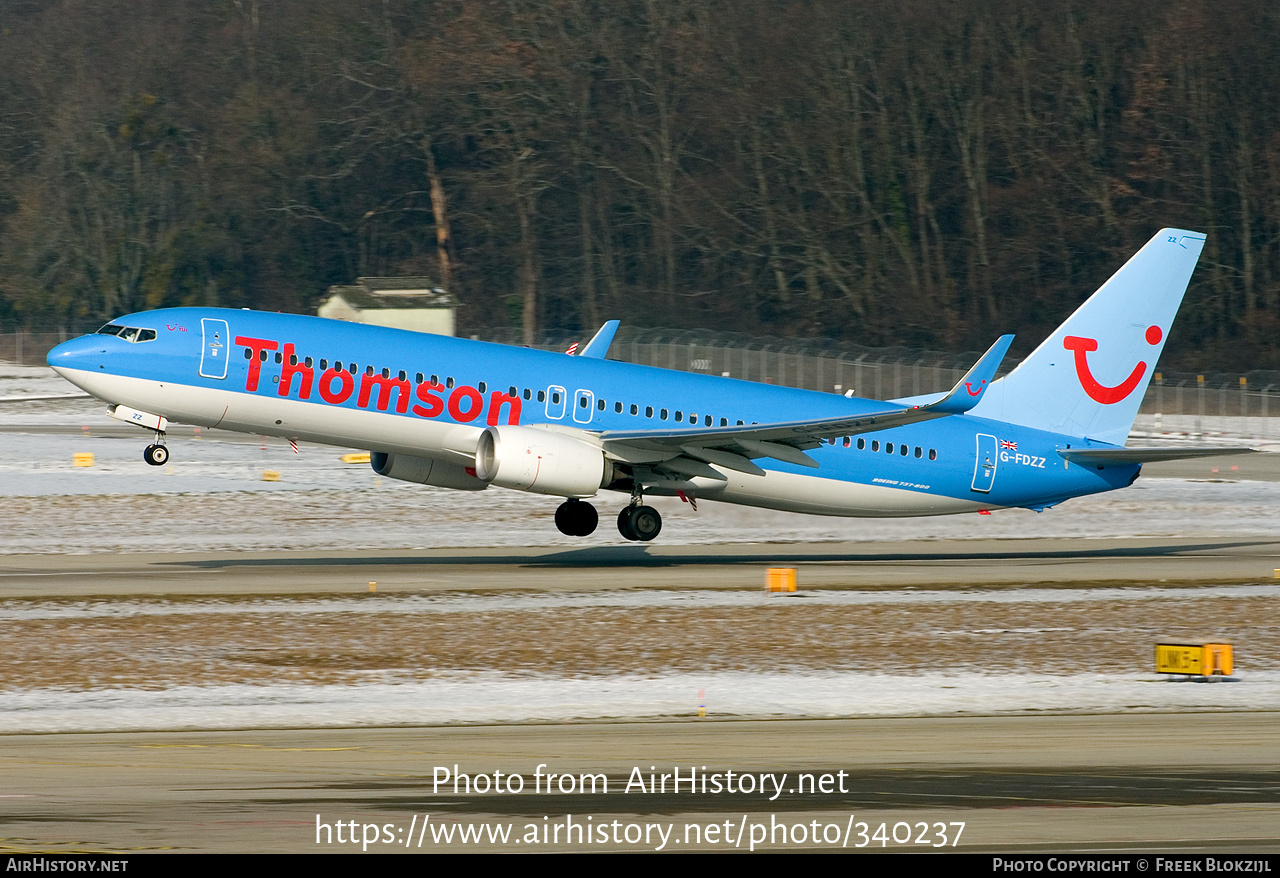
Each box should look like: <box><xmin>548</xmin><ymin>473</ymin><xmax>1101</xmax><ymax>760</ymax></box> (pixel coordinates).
<box><xmin>1</xmin><ymin>0</ymin><xmax>1278</xmax><ymax>370</ymax></box>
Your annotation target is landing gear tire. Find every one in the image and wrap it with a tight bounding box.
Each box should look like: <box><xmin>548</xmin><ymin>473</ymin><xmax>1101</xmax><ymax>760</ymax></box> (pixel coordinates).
<box><xmin>143</xmin><ymin>444</ymin><xmax>169</xmax><ymax>466</ymax></box>
<box><xmin>617</xmin><ymin>508</ymin><xmax>639</xmax><ymax>541</ymax></box>
<box><xmin>555</xmin><ymin>499</ymin><xmax>598</xmax><ymax>536</ymax></box>
<box><xmin>618</xmin><ymin>505</ymin><xmax>662</xmax><ymax>542</ymax></box>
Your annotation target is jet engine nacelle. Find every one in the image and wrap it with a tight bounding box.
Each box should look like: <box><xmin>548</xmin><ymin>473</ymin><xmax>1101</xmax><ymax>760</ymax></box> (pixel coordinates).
<box><xmin>370</xmin><ymin>451</ymin><xmax>488</xmax><ymax>491</ymax></box>
<box><xmin>475</xmin><ymin>425</ymin><xmax>611</xmax><ymax>497</ymax></box>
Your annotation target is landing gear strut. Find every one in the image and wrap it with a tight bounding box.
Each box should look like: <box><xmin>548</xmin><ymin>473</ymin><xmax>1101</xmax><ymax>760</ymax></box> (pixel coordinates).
<box><xmin>616</xmin><ymin>484</ymin><xmax>662</xmax><ymax>542</ymax></box>
<box><xmin>555</xmin><ymin>499</ymin><xmax>598</xmax><ymax>536</ymax></box>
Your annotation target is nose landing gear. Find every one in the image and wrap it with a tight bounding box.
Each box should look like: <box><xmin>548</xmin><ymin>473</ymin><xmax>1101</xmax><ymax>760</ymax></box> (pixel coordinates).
<box><xmin>143</xmin><ymin>442</ymin><xmax>169</xmax><ymax>466</ymax></box>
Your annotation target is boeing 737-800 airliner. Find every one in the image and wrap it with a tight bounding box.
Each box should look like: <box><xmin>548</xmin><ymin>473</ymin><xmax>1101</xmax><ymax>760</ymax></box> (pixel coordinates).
<box><xmin>45</xmin><ymin>228</ymin><xmax>1247</xmax><ymax>541</ymax></box>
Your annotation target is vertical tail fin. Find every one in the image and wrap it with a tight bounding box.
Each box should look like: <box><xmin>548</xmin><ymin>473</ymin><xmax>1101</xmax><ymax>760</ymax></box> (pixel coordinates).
<box><xmin>968</xmin><ymin>228</ymin><xmax>1205</xmax><ymax>445</ymax></box>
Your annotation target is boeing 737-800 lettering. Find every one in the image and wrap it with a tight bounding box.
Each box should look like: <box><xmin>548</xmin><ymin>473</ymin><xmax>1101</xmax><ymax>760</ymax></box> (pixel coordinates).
<box><xmin>45</xmin><ymin>228</ymin><xmax>1250</xmax><ymax>541</ymax></box>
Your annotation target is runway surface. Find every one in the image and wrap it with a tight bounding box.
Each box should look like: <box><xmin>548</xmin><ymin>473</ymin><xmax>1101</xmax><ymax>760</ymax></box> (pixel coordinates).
<box><xmin>3</xmin><ymin>715</ymin><xmax>1278</xmax><ymax>853</ymax></box>
<box><xmin>3</xmin><ymin>534</ymin><xmax>1280</xmax><ymax>596</ymax></box>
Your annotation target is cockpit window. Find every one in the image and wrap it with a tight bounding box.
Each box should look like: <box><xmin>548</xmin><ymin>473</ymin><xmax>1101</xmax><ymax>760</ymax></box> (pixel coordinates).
<box><xmin>96</xmin><ymin>323</ymin><xmax>156</xmax><ymax>342</ymax></box>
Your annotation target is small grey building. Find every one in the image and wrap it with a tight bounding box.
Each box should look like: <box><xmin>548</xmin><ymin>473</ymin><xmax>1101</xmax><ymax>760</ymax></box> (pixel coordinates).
<box><xmin>318</xmin><ymin>277</ymin><xmax>457</xmax><ymax>336</ymax></box>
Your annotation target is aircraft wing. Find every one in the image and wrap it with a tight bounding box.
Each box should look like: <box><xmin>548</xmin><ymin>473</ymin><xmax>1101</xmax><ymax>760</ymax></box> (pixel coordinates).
<box><xmin>599</xmin><ymin>334</ymin><xmax>1013</xmax><ymax>476</ymax></box>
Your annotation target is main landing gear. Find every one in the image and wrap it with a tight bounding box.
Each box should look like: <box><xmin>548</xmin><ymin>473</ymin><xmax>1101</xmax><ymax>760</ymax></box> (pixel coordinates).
<box><xmin>617</xmin><ymin>504</ymin><xmax>661</xmax><ymax>542</ymax></box>
<box><xmin>555</xmin><ymin>498</ymin><xmax>598</xmax><ymax>536</ymax></box>
<box><xmin>553</xmin><ymin>492</ymin><xmax>664</xmax><ymax>542</ymax></box>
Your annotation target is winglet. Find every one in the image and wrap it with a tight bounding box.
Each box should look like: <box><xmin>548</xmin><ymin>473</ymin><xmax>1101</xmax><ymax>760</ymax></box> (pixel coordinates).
<box><xmin>925</xmin><ymin>334</ymin><xmax>1014</xmax><ymax>414</ymax></box>
<box><xmin>578</xmin><ymin>320</ymin><xmax>621</xmax><ymax>359</ymax></box>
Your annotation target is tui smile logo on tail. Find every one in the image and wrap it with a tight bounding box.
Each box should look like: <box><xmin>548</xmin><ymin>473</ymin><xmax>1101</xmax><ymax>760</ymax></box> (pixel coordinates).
<box><xmin>1063</xmin><ymin>325</ymin><xmax>1163</xmax><ymax>404</ymax></box>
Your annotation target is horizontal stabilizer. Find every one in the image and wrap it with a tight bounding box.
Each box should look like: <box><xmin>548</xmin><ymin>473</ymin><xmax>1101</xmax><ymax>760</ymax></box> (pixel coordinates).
<box><xmin>1059</xmin><ymin>446</ymin><xmax>1257</xmax><ymax>465</ymax></box>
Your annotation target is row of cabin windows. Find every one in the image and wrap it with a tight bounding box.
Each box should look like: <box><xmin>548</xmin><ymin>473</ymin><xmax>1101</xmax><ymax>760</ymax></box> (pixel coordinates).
<box><xmin>832</xmin><ymin>435</ymin><xmax>938</xmax><ymax>461</ymax></box>
<box><xmin>247</xmin><ymin>347</ymin><xmax>750</xmax><ymax>426</ymax></box>
<box><xmin>242</xmin><ymin>345</ymin><xmax>942</xmax><ymax>464</ymax></box>
<box><xmin>245</xmin><ymin>346</ymin><xmax>827</xmax><ymax>432</ymax></box>
<box><xmin>245</xmin><ymin>347</ymin><xmax>483</xmax><ymax>392</ymax></box>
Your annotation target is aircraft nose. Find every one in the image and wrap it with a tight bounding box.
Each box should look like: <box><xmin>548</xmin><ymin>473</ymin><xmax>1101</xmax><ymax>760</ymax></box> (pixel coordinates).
<box><xmin>46</xmin><ymin>334</ymin><xmax>104</xmax><ymax>378</ymax></box>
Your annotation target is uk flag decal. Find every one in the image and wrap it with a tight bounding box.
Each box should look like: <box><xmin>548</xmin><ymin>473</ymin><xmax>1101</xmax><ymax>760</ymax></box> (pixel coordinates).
<box><xmin>1000</xmin><ymin>439</ymin><xmax>1018</xmax><ymax>450</ymax></box>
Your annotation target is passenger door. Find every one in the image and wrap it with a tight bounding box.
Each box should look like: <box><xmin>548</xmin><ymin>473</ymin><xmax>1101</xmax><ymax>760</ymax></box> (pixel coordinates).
<box><xmin>199</xmin><ymin>318</ymin><xmax>230</xmax><ymax>379</ymax></box>
<box><xmin>971</xmin><ymin>433</ymin><xmax>997</xmax><ymax>493</ymax></box>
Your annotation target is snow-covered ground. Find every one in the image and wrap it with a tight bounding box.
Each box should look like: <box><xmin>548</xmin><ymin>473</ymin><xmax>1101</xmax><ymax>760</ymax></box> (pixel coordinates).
<box><xmin>5</xmin><ymin>671</ymin><xmax>1275</xmax><ymax>734</ymax></box>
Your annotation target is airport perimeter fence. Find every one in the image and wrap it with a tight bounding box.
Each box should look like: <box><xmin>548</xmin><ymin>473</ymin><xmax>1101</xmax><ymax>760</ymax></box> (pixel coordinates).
<box><xmin>5</xmin><ymin>326</ymin><xmax>1278</xmax><ymax>440</ymax></box>
<box><xmin>483</xmin><ymin>326</ymin><xmax>1280</xmax><ymax>440</ymax></box>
